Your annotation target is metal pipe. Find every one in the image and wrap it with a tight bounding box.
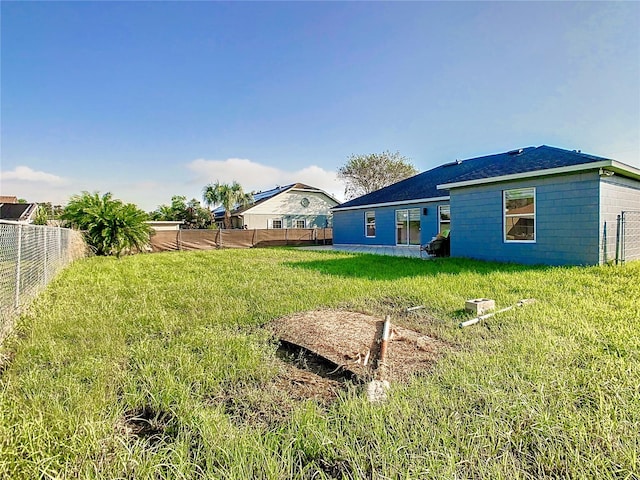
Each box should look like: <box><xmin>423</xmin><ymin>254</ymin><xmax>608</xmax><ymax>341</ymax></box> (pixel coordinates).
<box><xmin>459</xmin><ymin>299</ymin><xmax>535</xmax><ymax>328</ymax></box>
<box><xmin>378</xmin><ymin>315</ymin><xmax>391</xmax><ymax>365</ymax></box>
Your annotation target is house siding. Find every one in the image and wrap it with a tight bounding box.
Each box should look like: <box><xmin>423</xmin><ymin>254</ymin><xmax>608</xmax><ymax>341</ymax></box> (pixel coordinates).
<box><xmin>451</xmin><ymin>172</ymin><xmax>601</xmax><ymax>265</ymax></box>
<box><xmin>333</xmin><ymin>201</ymin><xmax>448</xmax><ymax>247</ymax></box>
<box><xmin>243</xmin><ymin>213</ymin><xmax>333</xmax><ymax>229</ymax></box>
<box><xmin>600</xmin><ymin>175</ymin><xmax>640</xmax><ymax>263</ymax></box>
<box><xmin>242</xmin><ymin>190</ymin><xmax>337</xmax><ymax>229</ymax></box>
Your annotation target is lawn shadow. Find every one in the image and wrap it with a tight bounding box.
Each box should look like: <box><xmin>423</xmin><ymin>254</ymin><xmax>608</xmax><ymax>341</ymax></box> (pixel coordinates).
<box><xmin>285</xmin><ymin>254</ymin><xmax>551</xmax><ymax>281</ymax></box>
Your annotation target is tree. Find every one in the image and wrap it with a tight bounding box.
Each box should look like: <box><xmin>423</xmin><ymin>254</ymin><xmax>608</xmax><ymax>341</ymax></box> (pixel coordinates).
<box><xmin>337</xmin><ymin>151</ymin><xmax>418</xmax><ymax>200</ymax></box>
<box><xmin>202</xmin><ymin>181</ymin><xmax>253</xmax><ymax>229</ymax></box>
<box><xmin>61</xmin><ymin>191</ymin><xmax>150</xmax><ymax>257</ymax></box>
<box><xmin>37</xmin><ymin>202</ymin><xmax>64</xmax><ymax>220</ymax></box>
<box><xmin>150</xmin><ymin>195</ymin><xmax>211</xmax><ymax>229</ymax></box>
<box><xmin>32</xmin><ymin>205</ymin><xmax>49</xmax><ymax>225</ymax></box>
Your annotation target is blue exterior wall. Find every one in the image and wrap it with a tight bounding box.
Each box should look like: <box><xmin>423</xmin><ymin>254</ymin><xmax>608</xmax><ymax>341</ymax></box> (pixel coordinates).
<box><xmin>450</xmin><ymin>172</ymin><xmax>601</xmax><ymax>265</ymax></box>
<box><xmin>333</xmin><ymin>201</ymin><xmax>449</xmax><ymax>247</ymax></box>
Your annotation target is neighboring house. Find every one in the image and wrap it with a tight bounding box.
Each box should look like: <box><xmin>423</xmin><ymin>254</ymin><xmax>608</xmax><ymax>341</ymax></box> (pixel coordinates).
<box><xmin>213</xmin><ymin>183</ymin><xmax>339</xmax><ymax>229</ymax></box>
<box><xmin>332</xmin><ymin>145</ymin><xmax>640</xmax><ymax>265</ymax></box>
<box><xmin>145</xmin><ymin>221</ymin><xmax>184</xmax><ymax>231</ymax></box>
<box><xmin>0</xmin><ymin>201</ymin><xmax>38</xmax><ymax>223</ymax></box>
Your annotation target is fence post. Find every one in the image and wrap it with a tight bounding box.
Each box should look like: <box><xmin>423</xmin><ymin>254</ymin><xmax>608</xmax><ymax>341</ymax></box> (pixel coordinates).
<box><xmin>620</xmin><ymin>212</ymin><xmax>626</xmax><ymax>265</ymax></box>
<box><xmin>615</xmin><ymin>214</ymin><xmax>621</xmax><ymax>265</ymax></box>
<box><xmin>602</xmin><ymin>221</ymin><xmax>607</xmax><ymax>264</ymax></box>
<box><xmin>43</xmin><ymin>227</ymin><xmax>48</xmax><ymax>283</ymax></box>
<box><xmin>14</xmin><ymin>224</ymin><xmax>23</xmax><ymax>309</ymax></box>
<box><xmin>58</xmin><ymin>227</ymin><xmax>62</xmax><ymax>266</ymax></box>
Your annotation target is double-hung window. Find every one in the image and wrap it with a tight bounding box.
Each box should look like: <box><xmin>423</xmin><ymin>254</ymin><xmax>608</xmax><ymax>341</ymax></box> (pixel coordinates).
<box><xmin>504</xmin><ymin>188</ymin><xmax>535</xmax><ymax>242</ymax></box>
<box><xmin>270</xmin><ymin>219</ymin><xmax>283</xmax><ymax>229</ymax></box>
<box><xmin>365</xmin><ymin>211</ymin><xmax>376</xmax><ymax>237</ymax></box>
<box><xmin>294</xmin><ymin>219</ymin><xmax>306</xmax><ymax>229</ymax></box>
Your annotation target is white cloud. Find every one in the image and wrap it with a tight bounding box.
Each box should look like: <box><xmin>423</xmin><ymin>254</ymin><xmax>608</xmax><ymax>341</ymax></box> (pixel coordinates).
<box><xmin>0</xmin><ymin>165</ymin><xmax>73</xmax><ymax>205</ymax></box>
<box><xmin>1</xmin><ymin>165</ymin><xmax>67</xmax><ymax>184</ymax></box>
<box><xmin>187</xmin><ymin>158</ymin><xmax>344</xmax><ymax>201</ymax></box>
<box><xmin>188</xmin><ymin>158</ymin><xmax>282</xmax><ymax>187</ymax></box>
<box><xmin>0</xmin><ymin>159</ymin><xmax>345</xmax><ymax>212</ymax></box>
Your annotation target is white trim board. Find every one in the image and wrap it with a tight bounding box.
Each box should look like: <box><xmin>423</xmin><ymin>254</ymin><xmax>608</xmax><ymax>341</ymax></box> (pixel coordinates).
<box><xmin>332</xmin><ymin>196</ymin><xmax>450</xmax><ymax>212</ymax></box>
<box><xmin>438</xmin><ymin>160</ymin><xmax>640</xmax><ymax>190</ymax></box>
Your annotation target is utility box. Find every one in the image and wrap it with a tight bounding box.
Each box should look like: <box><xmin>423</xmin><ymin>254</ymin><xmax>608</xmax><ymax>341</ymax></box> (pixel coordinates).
<box><xmin>465</xmin><ymin>298</ymin><xmax>495</xmax><ymax>316</ymax></box>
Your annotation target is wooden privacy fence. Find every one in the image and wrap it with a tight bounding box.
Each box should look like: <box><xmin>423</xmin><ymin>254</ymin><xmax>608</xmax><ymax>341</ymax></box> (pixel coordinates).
<box><xmin>149</xmin><ymin>228</ymin><xmax>332</xmax><ymax>253</ymax></box>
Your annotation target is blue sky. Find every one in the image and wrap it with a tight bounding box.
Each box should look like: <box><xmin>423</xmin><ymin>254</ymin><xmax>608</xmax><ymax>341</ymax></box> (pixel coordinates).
<box><xmin>2</xmin><ymin>1</ymin><xmax>639</xmax><ymax>211</ymax></box>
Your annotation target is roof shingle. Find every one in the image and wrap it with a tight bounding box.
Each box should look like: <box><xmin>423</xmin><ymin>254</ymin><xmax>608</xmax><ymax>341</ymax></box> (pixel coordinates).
<box><xmin>335</xmin><ymin>145</ymin><xmax>613</xmax><ymax>209</ymax></box>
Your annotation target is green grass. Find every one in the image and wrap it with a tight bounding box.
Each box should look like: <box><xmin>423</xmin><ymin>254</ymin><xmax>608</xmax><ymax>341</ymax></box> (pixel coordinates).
<box><xmin>1</xmin><ymin>248</ymin><xmax>638</xmax><ymax>479</ymax></box>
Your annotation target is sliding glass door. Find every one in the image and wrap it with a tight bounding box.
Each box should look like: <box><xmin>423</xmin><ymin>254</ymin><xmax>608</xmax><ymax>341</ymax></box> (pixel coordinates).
<box><xmin>396</xmin><ymin>208</ymin><xmax>421</xmax><ymax>245</ymax></box>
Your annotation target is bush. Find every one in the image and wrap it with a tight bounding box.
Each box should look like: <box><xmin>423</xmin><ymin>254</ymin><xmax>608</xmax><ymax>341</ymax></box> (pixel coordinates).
<box><xmin>61</xmin><ymin>191</ymin><xmax>150</xmax><ymax>256</ymax></box>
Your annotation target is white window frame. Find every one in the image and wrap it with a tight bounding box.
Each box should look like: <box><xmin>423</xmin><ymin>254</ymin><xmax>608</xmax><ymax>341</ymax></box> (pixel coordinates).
<box><xmin>365</xmin><ymin>211</ymin><xmax>376</xmax><ymax>238</ymax></box>
<box><xmin>270</xmin><ymin>218</ymin><xmax>283</xmax><ymax>229</ymax></box>
<box><xmin>293</xmin><ymin>219</ymin><xmax>306</xmax><ymax>229</ymax></box>
<box><xmin>438</xmin><ymin>205</ymin><xmax>450</xmax><ymax>234</ymax></box>
<box><xmin>503</xmin><ymin>187</ymin><xmax>536</xmax><ymax>243</ymax></box>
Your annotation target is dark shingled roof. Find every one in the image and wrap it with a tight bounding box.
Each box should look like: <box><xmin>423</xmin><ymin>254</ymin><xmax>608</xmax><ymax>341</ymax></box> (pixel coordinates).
<box><xmin>335</xmin><ymin>145</ymin><xmax>612</xmax><ymax>209</ymax></box>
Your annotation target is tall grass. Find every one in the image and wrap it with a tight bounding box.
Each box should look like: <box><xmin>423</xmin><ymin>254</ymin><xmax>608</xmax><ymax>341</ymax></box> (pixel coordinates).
<box><xmin>0</xmin><ymin>248</ymin><xmax>638</xmax><ymax>479</ymax></box>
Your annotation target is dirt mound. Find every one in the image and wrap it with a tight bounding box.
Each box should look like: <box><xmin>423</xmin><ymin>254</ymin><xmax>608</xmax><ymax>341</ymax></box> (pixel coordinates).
<box><xmin>269</xmin><ymin>309</ymin><xmax>445</xmax><ymax>383</ymax></box>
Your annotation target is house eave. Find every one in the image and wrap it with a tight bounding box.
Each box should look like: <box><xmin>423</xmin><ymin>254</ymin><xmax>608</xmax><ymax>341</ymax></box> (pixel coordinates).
<box><xmin>332</xmin><ymin>196</ymin><xmax>450</xmax><ymax>212</ymax></box>
<box><xmin>437</xmin><ymin>160</ymin><xmax>640</xmax><ymax>190</ymax></box>
<box><xmin>288</xmin><ymin>187</ymin><xmax>341</xmax><ymax>205</ymax></box>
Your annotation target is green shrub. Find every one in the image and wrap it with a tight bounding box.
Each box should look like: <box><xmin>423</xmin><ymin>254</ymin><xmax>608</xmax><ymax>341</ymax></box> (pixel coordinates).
<box><xmin>61</xmin><ymin>191</ymin><xmax>150</xmax><ymax>257</ymax></box>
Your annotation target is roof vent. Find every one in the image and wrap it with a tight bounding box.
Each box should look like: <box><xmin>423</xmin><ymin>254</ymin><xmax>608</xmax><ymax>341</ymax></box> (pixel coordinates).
<box><xmin>443</xmin><ymin>159</ymin><xmax>462</xmax><ymax>167</ymax></box>
<box><xmin>507</xmin><ymin>149</ymin><xmax>524</xmax><ymax>156</ymax></box>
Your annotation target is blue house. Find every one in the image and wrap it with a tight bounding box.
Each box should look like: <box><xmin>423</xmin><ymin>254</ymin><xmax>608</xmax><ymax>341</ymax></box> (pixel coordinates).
<box><xmin>332</xmin><ymin>146</ymin><xmax>640</xmax><ymax>265</ymax></box>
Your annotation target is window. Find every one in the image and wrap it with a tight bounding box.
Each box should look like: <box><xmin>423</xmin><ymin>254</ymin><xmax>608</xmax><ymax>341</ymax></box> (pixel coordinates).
<box><xmin>396</xmin><ymin>208</ymin><xmax>421</xmax><ymax>245</ymax></box>
<box><xmin>294</xmin><ymin>219</ymin><xmax>306</xmax><ymax>229</ymax></box>
<box><xmin>438</xmin><ymin>205</ymin><xmax>450</xmax><ymax>234</ymax></box>
<box><xmin>271</xmin><ymin>219</ymin><xmax>283</xmax><ymax>229</ymax></box>
<box><xmin>365</xmin><ymin>211</ymin><xmax>376</xmax><ymax>237</ymax></box>
<box><xmin>504</xmin><ymin>188</ymin><xmax>535</xmax><ymax>242</ymax></box>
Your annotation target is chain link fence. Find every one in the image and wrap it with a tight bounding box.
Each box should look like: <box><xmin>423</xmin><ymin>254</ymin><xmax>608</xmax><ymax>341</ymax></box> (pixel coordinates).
<box><xmin>616</xmin><ymin>211</ymin><xmax>640</xmax><ymax>265</ymax></box>
<box><xmin>0</xmin><ymin>221</ymin><xmax>87</xmax><ymax>343</ymax></box>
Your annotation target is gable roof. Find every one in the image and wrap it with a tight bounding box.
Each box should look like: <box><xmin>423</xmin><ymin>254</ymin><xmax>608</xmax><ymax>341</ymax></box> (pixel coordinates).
<box><xmin>333</xmin><ymin>145</ymin><xmax>640</xmax><ymax>211</ymax></box>
<box><xmin>213</xmin><ymin>183</ymin><xmax>338</xmax><ymax>218</ymax></box>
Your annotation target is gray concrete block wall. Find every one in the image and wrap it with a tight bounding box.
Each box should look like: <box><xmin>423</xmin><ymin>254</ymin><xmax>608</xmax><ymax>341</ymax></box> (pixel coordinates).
<box><xmin>600</xmin><ymin>176</ymin><xmax>640</xmax><ymax>263</ymax></box>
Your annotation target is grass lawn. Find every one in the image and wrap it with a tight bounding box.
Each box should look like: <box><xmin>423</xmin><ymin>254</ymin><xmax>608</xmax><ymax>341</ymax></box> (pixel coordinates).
<box><xmin>0</xmin><ymin>248</ymin><xmax>638</xmax><ymax>479</ymax></box>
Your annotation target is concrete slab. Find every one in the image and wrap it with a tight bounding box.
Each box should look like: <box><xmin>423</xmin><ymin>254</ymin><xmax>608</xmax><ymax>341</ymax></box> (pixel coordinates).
<box><xmin>298</xmin><ymin>244</ymin><xmax>425</xmax><ymax>259</ymax></box>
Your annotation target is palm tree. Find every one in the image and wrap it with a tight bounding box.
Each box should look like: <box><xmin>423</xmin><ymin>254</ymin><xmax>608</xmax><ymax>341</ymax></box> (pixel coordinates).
<box><xmin>61</xmin><ymin>191</ymin><xmax>150</xmax><ymax>256</ymax></box>
<box><xmin>202</xmin><ymin>181</ymin><xmax>253</xmax><ymax>229</ymax></box>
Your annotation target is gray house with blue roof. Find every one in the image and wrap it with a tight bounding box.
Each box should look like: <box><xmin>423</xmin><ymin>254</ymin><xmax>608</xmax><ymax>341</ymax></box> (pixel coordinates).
<box><xmin>332</xmin><ymin>146</ymin><xmax>640</xmax><ymax>265</ymax></box>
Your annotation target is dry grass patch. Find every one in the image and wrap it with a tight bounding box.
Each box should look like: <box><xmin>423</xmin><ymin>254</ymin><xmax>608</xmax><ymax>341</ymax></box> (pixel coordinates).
<box><xmin>269</xmin><ymin>309</ymin><xmax>448</xmax><ymax>383</ymax></box>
